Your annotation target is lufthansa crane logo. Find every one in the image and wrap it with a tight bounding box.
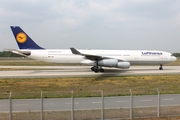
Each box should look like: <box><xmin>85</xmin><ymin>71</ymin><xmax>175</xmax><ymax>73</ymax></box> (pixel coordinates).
<box><xmin>16</xmin><ymin>32</ymin><xmax>27</xmax><ymax>43</ymax></box>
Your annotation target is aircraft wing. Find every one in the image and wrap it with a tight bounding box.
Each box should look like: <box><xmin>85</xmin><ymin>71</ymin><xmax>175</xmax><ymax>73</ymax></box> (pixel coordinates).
<box><xmin>5</xmin><ymin>48</ymin><xmax>31</xmax><ymax>56</ymax></box>
<box><xmin>70</xmin><ymin>48</ymin><xmax>126</xmax><ymax>61</ymax></box>
<box><xmin>70</xmin><ymin>48</ymin><xmax>103</xmax><ymax>60</ymax></box>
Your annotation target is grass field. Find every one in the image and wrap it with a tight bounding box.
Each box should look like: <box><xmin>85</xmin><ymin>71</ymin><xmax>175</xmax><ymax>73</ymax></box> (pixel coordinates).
<box><xmin>1</xmin><ymin>58</ymin><xmax>180</xmax><ymax>119</ymax></box>
<box><xmin>0</xmin><ymin>57</ymin><xmax>80</xmax><ymax>66</ymax></box>
<box><xmin>0</xmin><ymin>57</ymin><xmax>180</xmax><ymax>99</ymax></box>
<box><xmin>1</xmin><ymin>75</ymin><xmax>180</xmax><ymax>99</ymax></box>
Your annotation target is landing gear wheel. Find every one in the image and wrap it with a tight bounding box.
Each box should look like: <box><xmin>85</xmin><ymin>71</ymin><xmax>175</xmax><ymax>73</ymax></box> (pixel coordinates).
<box><xmin>159</xmin><ymin>65</ymin><xmax>163</xmax><ymax>70</ymax></box>
<box><xmin>159</xmin><ymin>67</ymin><xmax>163</xmax><ymax>70</ymax></box>
<box><xmin>93</xmin><ymin>59</ymin><xmax>100</xmax><ymax>73</ymax></box>
<box><xmin>100</xmin><ymin>69</ymin><xmax>104</xmax><ymax>73</ymax></box>
<box><xmin>91</xmin><ymin>67</ymin><xmax>95</xmax><ymax>71</ymax></box>
<box><xmin>94</xmin><ymin>68</ymin><xmax>99</xmax><ymax>73</ymax></box>
<box><xmin>91</xmin><ymin>59</ymin><xmax>104</xmax><ymax>73</ymax></box>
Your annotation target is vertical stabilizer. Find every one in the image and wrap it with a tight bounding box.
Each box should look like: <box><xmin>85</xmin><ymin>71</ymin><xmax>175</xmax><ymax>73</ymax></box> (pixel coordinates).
<box><xmin>10</xmin><ymin>26</ymin><xmax>44</xmax><ymax>49</ymax></box>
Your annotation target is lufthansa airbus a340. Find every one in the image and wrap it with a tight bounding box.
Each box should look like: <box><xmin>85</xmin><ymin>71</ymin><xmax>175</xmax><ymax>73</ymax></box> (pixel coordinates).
<box><xmin>7</xmin><ymin>26</ymin><xmax>177</xmax><ymax>73</ymax></box>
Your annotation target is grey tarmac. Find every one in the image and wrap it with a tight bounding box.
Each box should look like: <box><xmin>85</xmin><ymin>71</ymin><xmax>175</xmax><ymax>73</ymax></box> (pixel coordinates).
<box><xmin>0</xmin><ymin>66</ymin><xmax>179</xmax><ymax>78</ymax></box>
<box><xmin>0</xmin><ymin>94</ymin><xmax>180</xmax><ymax>112</ymax></box>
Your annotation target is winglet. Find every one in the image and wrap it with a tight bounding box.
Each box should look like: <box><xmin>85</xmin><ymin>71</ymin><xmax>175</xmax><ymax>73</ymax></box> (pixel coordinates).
<box><xmin>70</xmin><ymin>48</ymin><xmax>81</xmax><ymax>55</ymax></box>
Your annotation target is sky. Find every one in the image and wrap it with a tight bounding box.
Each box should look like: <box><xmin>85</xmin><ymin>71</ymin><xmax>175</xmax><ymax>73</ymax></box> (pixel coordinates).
<box><xmin>0</xmin><ymin>0</ymin><xmax>180</xmax><ymax>53</ymax></box>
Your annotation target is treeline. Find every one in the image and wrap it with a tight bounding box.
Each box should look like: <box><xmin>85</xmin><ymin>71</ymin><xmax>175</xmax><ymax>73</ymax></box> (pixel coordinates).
<box><xmin>0</xmin><ymin>51</ymin><xmax>180</xmax><ymax>57</ymax></box>
<box><xmin>0</xmin><ymin>51</ymin><xmax>23</xmax><ymax>57</ymax></box>
<box><xmin>172</xmin><ymin>53</ymin><xmax>180</xmax><ymax>57</ymax></box>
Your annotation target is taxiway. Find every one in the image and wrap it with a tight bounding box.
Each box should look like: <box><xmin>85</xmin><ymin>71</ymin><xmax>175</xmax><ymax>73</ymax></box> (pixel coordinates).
<box><xmin>0</xmin><ymin>94</ymin><xmax>180</xmax><ymax>112</ymax></box>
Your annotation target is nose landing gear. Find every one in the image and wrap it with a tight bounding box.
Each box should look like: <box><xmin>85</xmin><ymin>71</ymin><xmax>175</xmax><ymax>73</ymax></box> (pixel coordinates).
<box><xmin>159</xmin><ymin>64</ymin><xmax>163</xmax><ymax>70</ymax></box>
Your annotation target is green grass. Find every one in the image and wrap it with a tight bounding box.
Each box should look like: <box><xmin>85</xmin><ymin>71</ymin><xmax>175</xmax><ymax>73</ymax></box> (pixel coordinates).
<box><xmin>1</xmin><ymin>75</ymin><xmax>180</xmax><ymax>99</ymax></box>
<box><xmin>0</xmin><ymin>57</ymin><xmax>180</xmax><ymax>99</ymax></box>
<box><xmin>0</xmin><ymin>57</ymin><xmax>81</xmax><ymax>66</ymax></box>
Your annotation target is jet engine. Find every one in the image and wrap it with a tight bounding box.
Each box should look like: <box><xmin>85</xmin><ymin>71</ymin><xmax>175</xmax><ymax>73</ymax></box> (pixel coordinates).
<box><xmin>98</xmin><ymin>59</ymin><xmax>130</xmax><ymax>69</ymax></box>
<box><xmin>117</xmin><ymin>61</ymin><xmax>130</xmax><ymax>69</ymax></box>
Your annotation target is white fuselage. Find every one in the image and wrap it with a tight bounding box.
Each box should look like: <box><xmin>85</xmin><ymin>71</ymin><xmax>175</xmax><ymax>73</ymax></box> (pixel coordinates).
<box><xmin>22</xmin><ymin>49</ymin><xmax>176</xmax><ymax>66</ymax></box>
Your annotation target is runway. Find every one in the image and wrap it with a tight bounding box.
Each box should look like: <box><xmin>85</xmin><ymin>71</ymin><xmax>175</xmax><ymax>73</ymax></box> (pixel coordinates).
<box><xmin>0</xmin><ymin>94</ymin><xmax>180</xmax><ymax>112</ymax></box>
<box><xmin>0</xmin><ymin>66</ymin><xmax>179</xmax><ymax>78</ymax></box>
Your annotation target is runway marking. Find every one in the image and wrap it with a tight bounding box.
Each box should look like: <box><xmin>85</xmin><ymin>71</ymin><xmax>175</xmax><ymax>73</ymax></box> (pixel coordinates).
<box><xmin>163</xmin><ymin>98</ymin><xmax>174</xmax><ymax>101</ymax></box>
<box><xmin>44</xmin><ymin>103</ymin><xmax>54</xmax><ymax>105</ymax></box>
<box><xmin>140</xmin><ymin>99</ymin><xmax>152</xmax><ymax>102</ymax></box>
<box><xmin>13</xmin><ymin>104</ymin><xmax>28</xmax><ymax>106</ymax></box>
<box><xmin>116</xmin><ymin>101</ymin><xmax>129</xmax><ymax>103</ymax></box>
<box><xmin>65</xmin><ymin>102</ymin><xmax>79</xmax><ymax>105</ymax></box>
<box><xmin>92</xmin><ymin>102</ymin><xmax>102</xmax><ymax>104</ymax></box>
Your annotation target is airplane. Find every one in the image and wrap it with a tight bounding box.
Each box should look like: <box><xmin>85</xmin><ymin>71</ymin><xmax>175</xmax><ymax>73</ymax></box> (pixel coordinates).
<box><xmin>8</xmin><ymin>26</ymin><xmax>177</xmax><ymax>73</ymax></box>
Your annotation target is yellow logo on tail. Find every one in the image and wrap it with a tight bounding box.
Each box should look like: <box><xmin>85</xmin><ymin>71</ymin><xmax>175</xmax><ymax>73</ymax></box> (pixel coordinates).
<box><xmin>16</xmin><ymin>32</ymin><xmax>27</xmax><ymax>43</ymax></box>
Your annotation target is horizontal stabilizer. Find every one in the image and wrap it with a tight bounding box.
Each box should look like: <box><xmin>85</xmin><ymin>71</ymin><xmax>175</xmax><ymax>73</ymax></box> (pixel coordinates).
<box><xmin>5</xmin><ymin>48</ymin><xmax>31</xmax><ymax>56</ymax></box>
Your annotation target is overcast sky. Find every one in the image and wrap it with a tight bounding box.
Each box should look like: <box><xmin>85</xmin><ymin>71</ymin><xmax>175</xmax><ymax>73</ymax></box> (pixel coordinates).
<box><xmin>0</xmin><ymin>0</ymin><xmax>180</xmax><ymax>53</ymax></box>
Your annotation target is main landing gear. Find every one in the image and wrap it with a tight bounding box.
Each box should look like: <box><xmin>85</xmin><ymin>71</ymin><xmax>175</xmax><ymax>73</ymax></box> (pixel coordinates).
<box><xmin>91</xmin><ymin>66</ymin><xmax>104</xmax><ymax>73</ymax></box>
<box><xmin>91</xmin><ymin>59</ymin><xmax>105</xmax><ymax>73</ymax></box>
<box><xmin>159</xmin><ymin>64</ymin><xmax>163</xmax><ymax>70</ymax></box>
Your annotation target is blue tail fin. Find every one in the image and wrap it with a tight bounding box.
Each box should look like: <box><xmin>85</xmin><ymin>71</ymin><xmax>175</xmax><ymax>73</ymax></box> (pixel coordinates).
<box><xmin>10</xmin><ymin>26</ymin><xmax>44</xmax><ymax>49</ymax></box>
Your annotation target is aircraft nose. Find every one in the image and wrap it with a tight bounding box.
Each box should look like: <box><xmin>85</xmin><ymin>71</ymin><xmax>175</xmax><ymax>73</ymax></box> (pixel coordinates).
<box><xmin>173</xmin><ymin>56</ymin><xmax>177</xmax><ymax>61</ymax></box>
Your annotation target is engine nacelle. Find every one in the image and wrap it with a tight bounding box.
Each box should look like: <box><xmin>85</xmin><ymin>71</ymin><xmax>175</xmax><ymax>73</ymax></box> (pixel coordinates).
<box><xmin>117</xmin><ymin>61</ymin><xmax>130</xmax><ymax>69</ymax></box>
<box><xmin>98</xmin><ymin>59</ymin><xmax>118</xmax><ymax>67</ymax></box>
<box><xmin>98</xmin><ymin>59</ymin><xmax>130</xmax><ymax>69</ymax></box>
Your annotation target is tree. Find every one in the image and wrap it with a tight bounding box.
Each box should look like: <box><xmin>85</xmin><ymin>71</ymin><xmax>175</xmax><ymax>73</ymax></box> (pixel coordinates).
<box><xmin>0</xmin><ymin>51</ymin><xmax>23</xmax><ymax>57</ymax></box>
<box><xmin>172</xmin><ymin>53</ymin><xmax>180</xmax><ymax>57</ymax></box>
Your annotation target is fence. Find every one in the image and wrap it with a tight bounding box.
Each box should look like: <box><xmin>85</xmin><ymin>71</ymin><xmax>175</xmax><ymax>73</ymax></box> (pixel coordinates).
<box><xmin>0</xmin><ymin>89</ymin><xmax>180</xmax><ymax>120</ymax></box>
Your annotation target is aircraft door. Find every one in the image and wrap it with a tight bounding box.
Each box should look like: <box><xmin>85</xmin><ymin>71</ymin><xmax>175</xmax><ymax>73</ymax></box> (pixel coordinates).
<box><xmin>162</xmin><ymin>55</ymin><xmax>168</xmax><ymax>61</ymax></box>
<box><xmin>134</xmin><ymin>52</ymin><xmax>139</xmax><ymax>60</ymax></box>
<box><xmin>42</xmin><ymin>51</ymin><xmax>48</xmax><ymax>61</ymax></box>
